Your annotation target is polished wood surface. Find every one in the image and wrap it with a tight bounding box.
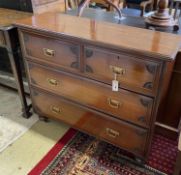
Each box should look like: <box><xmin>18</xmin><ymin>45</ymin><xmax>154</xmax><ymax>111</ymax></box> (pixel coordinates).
<box><xmin>28</xmin><ymin>62</ymin><xmax>153</xmax><ymax>128</ymax></box>
<box><xmin>16</xmin><ymin>12</ymin><xmax>181</xmax><ymax>160</ymax></box>
<box><xmin>14</xmin><ymin>12</ymin><xmax>181</xmax><ymax>60</ymax></box>
<box><xmin>32</xmin><ymin>88</ymin><xmax>148</xmax><ymax>157</ymax></box>
<box><xmin>0</xmin><ymin>8</ymin><xmax>31</xmax><ymax>28</ymax></box>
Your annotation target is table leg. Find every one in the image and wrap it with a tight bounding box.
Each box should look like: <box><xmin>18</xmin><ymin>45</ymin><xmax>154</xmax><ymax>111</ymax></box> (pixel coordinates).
<box><xmin>4</xmin><ymin>30</ymin><xmax>32</xmax><ymax>118</ymax></box>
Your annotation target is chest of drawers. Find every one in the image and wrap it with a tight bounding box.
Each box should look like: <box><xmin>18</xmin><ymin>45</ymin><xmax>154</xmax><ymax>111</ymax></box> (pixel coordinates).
<box><xmin>14</xmin><ymin>13</ymin><xmax>181</xmax><ymax>160</ymax></box>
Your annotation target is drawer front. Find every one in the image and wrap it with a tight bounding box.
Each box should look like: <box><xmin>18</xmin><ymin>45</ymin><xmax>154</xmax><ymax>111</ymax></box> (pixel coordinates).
<box><xmin>84</xmin><ymin>47</ymin><xmax>161</xmax><ymax>96</ymax></box>
<box><xmin>28</xmin><ymin>62</ymin><xmax>153</xmax><ymax>127</ymax></box>
<box><xmin>32</xmin><ymin>89</ymin><xmax>148</xmax><ymax>156</ymax></box>
<box><xmin>0</xmin><ymin>31</ymin><xmax>6</xmax><ymax>46</ymax></box>
<box><xmin>21</xmin><ymin>32</ymin><xmax>80</xmax><ymax>71</ymax></box>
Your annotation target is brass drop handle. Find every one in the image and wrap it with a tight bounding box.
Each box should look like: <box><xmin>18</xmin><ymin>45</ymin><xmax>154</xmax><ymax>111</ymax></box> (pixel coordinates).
<box><xmin>110</xmin><ymin>65</ymin><xmax>125</xmax><ymax>75</ymax></box>
<box><xmin>107</xmin><ymin>98</ymin><xmax>121</xmax><ymax>109</ymax></box>
<box><xmin>106</xmin><ymin>128</ymin><xmax>119</xmax><ymax>138</ymax></box>
<box><xmin>51</xmin><ymin>106</ymin><xmax>61</xmax><ymax>114</ymax></box>
<box><xmin>43</xmin><ymin>48</ymin><xmax>55</xmax><ymax>57</ymax></box>
<box><xmin>47</xmin><ymin>78</ymin><xmax>58</xmax><ymax>86</ymax></box>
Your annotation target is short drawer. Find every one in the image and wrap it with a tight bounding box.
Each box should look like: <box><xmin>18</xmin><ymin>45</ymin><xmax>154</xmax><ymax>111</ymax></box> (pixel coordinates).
<box><xmin>0</xmin><ymin>31</ymin><xmax>6</xmax><ymax>46</ymax></box>
<box><xmin>32</xmin><ymin>89</ymin><xmax>148</xmax><ymax>157</ymax></box>
<box><xmin>84</xmin><ymin>46</ymin><xmax>161</xmax><ymax>96</ymax></box>
<box><xmin>21</xmin><ymin>32</ymin><xmax>80</xmax><ymax>71</ymax></box>
<box><xmin>28</xmin><ymin>62</ymin><xmax>153</xmax><ymax>128</ymax></box>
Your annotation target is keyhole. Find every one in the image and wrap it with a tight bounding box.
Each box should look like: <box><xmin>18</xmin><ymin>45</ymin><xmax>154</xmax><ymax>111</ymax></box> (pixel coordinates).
<box><xmin>117</xmin><ymin>56</ymin><xmax>120</xmax><ymax>60</ymax></box>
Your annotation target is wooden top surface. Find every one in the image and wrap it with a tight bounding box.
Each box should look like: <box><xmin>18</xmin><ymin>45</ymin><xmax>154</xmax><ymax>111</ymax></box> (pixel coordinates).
<box><xmin>0</xmin><ymin>8</ymin><xmax>31</xmax><ymax>29</ymax></box>
<box><xmin>14</xmin><ymin>12</ymin><xmax>181</xmax><ymax>60</ymax></box>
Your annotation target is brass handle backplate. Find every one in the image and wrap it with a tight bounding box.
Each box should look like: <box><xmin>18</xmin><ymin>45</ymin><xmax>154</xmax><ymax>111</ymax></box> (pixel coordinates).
<box><xmin>51</xmin><ymin>106</ymin><xmax>61</xmax><ymax>114</ymax></box>
<box><xmin>47</xmin><ymin>78</ymin><xmax>58</xmax><ymax>86</ymax></box>
<box><xmin>106</xmin><ymin>128</ymin><xmax>119</xmax><ymax>138</ymax></box>
<box><xmin>110</xmin><ymin>65</ymin><xmax>125</xmax><ymax>75</ymax></box>
<box><xmin>43</xmin><ymin>48</ymin><xmax>55</xmax><ymax>57</ymax></box>
<box><xmin>107</xmin><ymin>98</ymin><xmax>121</xmax><ymax>109</ymax></box>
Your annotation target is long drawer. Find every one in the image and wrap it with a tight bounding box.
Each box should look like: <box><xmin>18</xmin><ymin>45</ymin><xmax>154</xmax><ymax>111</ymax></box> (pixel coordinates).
<box><xmin>28</xmin><ymin>62</ymin><xmax>153</xmax><ymax>128</ymax></box>
<box><xmin>84</xmin><ymin>46</ymin><xmax>161</xmax><ymax>96</ymax></box>
<box><xmin>21</xmin><ymin>32</ymin><xmax>80</xmax><ymax>72</ymax></box>
<box><xmin>32</xmin><ymin>88</ymin><xmax>148</xmax><ymax>157</ymax></box>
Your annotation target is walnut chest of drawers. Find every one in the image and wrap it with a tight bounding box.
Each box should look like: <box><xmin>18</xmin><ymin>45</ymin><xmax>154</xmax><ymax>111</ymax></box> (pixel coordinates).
<box><xmin>14</xmin><ymin>13</ymin><xmax>181</xmax><ymax>160</ymax></box>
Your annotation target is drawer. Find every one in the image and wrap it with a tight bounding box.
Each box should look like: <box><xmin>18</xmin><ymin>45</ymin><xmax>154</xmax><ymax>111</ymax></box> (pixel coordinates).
<box><xmin>28</xmin><ymin>62</ymin><xmax>153</xmax><ymax>128</ymax></box>
<box><xmin>84</xmin><ymin>47</ymin><xmax>161</xmax><ymax>96</ymax></box>
<box><xmin>0</xmin><ymin>31</ymin><xmax>6</xmax><ymax>46</ymax></box>
<box><xmin>21</xmin><ymin>32</ymin><xmax>80</xmax><ymax>72</ymax></box>
<box><xmin>32</xmin><ymin>89</ymin><xmax>148</xmax><ymax>157</ymax></box>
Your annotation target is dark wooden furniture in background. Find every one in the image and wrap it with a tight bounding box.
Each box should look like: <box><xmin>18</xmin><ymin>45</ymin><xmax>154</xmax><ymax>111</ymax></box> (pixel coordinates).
<box><xmin>0</xmin><ymin>0</ymin><xmax>33</xmax><ymax>12</ymax></box>
<box><xmin>66</xmin><ymin>0</ymin><xmax>120</xmax><ymax>12</ymax></box>
<box><xmin>169</xmin><ymin>0</ymin><xmax>181</xmax><ymax>20</ymax></box>
<box><xmin>0</xmin><ymin>0</ymin><xmax>65</xmax><ymax>14</ymax></box>
<box><xmin>0</xmin><ymin>8</ymin><xmax>32</xmax><ymax>118</ymax></box>
<box><xmin>70</xmin><ymin>0</ymin><xmax>122</xmax><ymax>18</ymax></box>
<box><xmin>145</xmin><ymin>0</ymin><xmax>179</xmax><ymax>31</ymax></box>
<box><xmin>31</xmin><ymin>0</ymin><xmax>65</xmax><ymax>14</ymax></box>
<box><xmin>123</xmin><ymin>0</ymin><xmax>154</xmax><ymax>16</ymax></box>
<box><xmin>0</xmin><ymin>1</ymin><xmax>65</xmax><ymax>118</ymax></box>
<box><xmin>15</xmin><ymin>13</ymin><xmax>181</xmax><ymax>161</ymax></box>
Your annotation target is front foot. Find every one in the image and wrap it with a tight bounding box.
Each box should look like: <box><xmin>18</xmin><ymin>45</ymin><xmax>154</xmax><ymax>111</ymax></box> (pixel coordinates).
<box><xmin>135</xmin><ymin>157</ymin><xmax>145</xmax><ymax>165</ymax></box>
<box><xmin>22</xmin><ymin>104</ymin><xmax>32</xmax><ymax>119</ymax></box>
<box><xmin>39</xmin><ymin>116</ymin><xmax>49</xmax><ymax>122</ymax></box>
<box><xmin>173</xmin><ymin>24</ymin><xmax>179</xmax><ymax>31</ymax></box>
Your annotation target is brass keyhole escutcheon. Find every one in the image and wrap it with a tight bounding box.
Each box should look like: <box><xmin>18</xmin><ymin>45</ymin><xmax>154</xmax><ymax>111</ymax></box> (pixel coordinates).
<box><xmin>106</xmin><ymin>128</ymin><xmax>120</xmax><ymax>138</ymax></box>
<box><xmin>43</xmin><ymin>48</ymin><xmax>55</xmax><ymax>57</ymax></box>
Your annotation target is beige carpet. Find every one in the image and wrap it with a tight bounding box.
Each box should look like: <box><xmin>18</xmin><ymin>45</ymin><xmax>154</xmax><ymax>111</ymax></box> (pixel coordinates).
<box><xmin>0</xmin><ymin>86</ymin><xmax>38</xmax><ymax>152</ymax></box>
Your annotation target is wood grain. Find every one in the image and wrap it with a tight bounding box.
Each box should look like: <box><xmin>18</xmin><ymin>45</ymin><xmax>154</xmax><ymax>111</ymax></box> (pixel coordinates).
<box><xmin>14</xmin><ymin>12</ymin><xmax>181</xmax><ymax>60</ymax></box>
